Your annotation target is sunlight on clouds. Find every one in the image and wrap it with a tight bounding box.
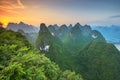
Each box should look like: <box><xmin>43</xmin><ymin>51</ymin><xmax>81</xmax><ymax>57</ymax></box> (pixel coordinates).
<box><xmin>0</xmin><ymin>0</ymin><xmax>26</xmax><ymax>27</ymax></box>
<box><xmin>0</xmin><ymin>0</ymin><xmax>25</xmax><ymax>10</ymax></box>
<box><xmin>0</xmin><ymin>0</ymin><xmax>25</xmax><ymax>16</ymax></box>
<box><xmin>17</xmin><ymin>0</ymin><xmax>25</xmax><ymax>9</ymax></box>
<box><xmin>0</xmin><ymin>0</ymin><xmax>120</xmax><ymax>27</ymax></box>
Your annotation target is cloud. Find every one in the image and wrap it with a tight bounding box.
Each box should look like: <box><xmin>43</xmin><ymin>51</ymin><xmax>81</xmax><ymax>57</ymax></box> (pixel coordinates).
<box><xmin>0</xmin><ymin>0</ymin><xmax>25</xmax><ymax>15</ymax></box>
<box><xmin>17</xmin><ymin>0</ymin><xmax>25</xmax><ymax>8</ymax></box>
<box><xmin>110</xmin><ymin>15</ymin><xmax>120</xmax><ymax>18</ymax></box>
<box><xmin>0</xmin><ymin>0</ymin><xmax>25</xmax><ymax>9</ymax></box>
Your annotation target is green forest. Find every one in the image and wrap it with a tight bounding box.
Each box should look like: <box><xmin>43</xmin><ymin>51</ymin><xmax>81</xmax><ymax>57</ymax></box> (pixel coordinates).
<box><xmin>0</xmin><ymin>26</ymin><xmax>83</xmax><ymax>80</ymax></box>
<box><xmin>0</xmin><ymin>23</ymin><xmax>120</xmax><ymax>80</ymax></box>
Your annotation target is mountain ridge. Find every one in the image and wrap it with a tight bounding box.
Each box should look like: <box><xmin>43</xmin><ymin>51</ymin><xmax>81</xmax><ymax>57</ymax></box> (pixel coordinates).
<box><xmin>6</xmin><ymin>22</ymin><xmax>39</xmax><ymax>33</ymax></box>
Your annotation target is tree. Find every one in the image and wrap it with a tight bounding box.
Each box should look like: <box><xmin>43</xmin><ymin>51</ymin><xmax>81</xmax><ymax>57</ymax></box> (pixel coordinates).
<box><xmin>77</xmin><ymin>40</ymin><xmax>120</xmax><ymax>80</ymax></box>
<box><xmin>0</xmin><ymin>28</ymin><xmax>31</xmax><ymax>67</ymax></box>
<box><xmin>0</xmin><ymin>46</ymin><xmax>83</xmax><ymax>80</ymax></box>
<box><xmin>0</xmin><ymin>29</ymin><xmax>83</xmax><ymax>80</ymax></box>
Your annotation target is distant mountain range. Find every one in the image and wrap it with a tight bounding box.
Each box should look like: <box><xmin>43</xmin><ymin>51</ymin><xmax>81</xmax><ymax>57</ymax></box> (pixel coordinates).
<box><xmin>3</xmin><ymin>22</ymin><xmax>120</xmax><ymax>80</ymax></box>
<box><xmin>6</xmin><ymin>22</ymin><xmax>120</xmax><ymax>50</ymax></box>
<box><xmin>92</xmin><ymin>25</ymin><xmax>120</xmax><ymax>44</ymax></box>
<box><xmin>6</xmin><ymin>22</ymin><xmax>39</xmax><ymax>33</ymax></box>
<box><xmin>35</xmin><ymin>23</ymin><xmax>120</xmax><ymax>80</ymax></box>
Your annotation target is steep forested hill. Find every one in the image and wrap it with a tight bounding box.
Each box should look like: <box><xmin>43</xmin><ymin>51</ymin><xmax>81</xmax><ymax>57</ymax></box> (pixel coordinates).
<box><xmin>0</xmin><ymin>27</ymin><xmax>83</xmax><ymax>80</ymax></box>
<box><xmin>35</xmin><ymin>23</ymin><xmax>120</xmax><ymax>80</ymax></box>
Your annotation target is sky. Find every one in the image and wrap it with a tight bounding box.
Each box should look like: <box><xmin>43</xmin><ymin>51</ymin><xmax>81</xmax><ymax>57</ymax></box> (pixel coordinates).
<box><xmin>0</xmin><ymin>0</ymin><xmax>120</xmax><ymax>27</ymax></box>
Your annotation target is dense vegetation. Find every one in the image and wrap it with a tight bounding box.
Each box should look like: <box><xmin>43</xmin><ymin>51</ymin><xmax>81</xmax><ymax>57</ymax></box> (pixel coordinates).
<box><xmin>77</xmin><ymin>40</ymin><xmax>120</xmax><ymax>80</ymax></box>
<box><xmin>0</xmin><ymin>27</ymin><xmax>83</xmax><ymax>80</ymax></box>
<box><xmin>35</xmin><ymin>23</ymin><xmax>120</xmax><ymax>80</ymax></box>
<box><xmin>35</xmin><ymin>23</ymin><xmax>105</xmax><ymax>70</ymax></box>
<box><xmin>1</xmin><ymin>22</ymin><xmax>120</xmax><ymax>80</ymax></box>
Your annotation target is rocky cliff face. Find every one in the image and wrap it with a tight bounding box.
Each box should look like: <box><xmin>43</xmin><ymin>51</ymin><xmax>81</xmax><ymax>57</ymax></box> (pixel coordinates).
<box><xmin>36</xmin><ymin>23</ymin><xmax>53</xmax><ymax>52</ymax></box>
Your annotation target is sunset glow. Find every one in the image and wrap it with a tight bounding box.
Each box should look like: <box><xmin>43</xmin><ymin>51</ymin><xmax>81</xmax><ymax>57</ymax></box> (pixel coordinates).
<box><xmin>0</xmin><ymin>0</ymin><xmax>120</xmax><ymax>27</ymax></box>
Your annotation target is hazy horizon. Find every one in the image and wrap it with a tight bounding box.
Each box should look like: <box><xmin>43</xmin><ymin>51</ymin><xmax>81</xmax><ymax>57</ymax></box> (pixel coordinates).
<box><xmin>3</xmin><ymin>21</ymin><xmax>120</xmax><ymax>28</ymax></box>
<box><xmin>0</xmin><ymin>0</ymin><xmax>120</xmax><ymax>27</ymax></box>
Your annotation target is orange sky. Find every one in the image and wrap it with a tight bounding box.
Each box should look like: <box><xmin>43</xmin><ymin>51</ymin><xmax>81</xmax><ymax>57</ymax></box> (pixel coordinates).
<box><xmin>0</xmin><ymin>0</ymin><xmax>42</xmax><ymax>27</ymax></box>
<box><xmin>0</xmin><ymin>0</ymin><xmax>97</xmax><ymax>27</ymax></box>
<box><xmin>0</xmin><ymin>0</ymin><xmax>120</xmax><ymax>28</ymax></box>
<box><xmin>0</xmin><ymin>0</ymin><xmax>83</xmax><ymax>27</ymax></box>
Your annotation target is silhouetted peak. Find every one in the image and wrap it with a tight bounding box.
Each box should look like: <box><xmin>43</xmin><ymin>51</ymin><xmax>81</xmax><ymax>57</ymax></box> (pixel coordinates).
<box><xmin>53</xmin><ymin>24</ymin><xmax>58</xmax><ymax>27</ymax></box>
<box><xmin>48</xmin><ymin>25</ymin><xmax>56</xmax><ymax>33</ymax></box>
<box><xmin>40</xmin><ymin>23</ymin><xmax>47</xmax><ymax>31</ymax></box>
<box><xmin>60</xmin><ymin>24</ymin><xmax>68</xmax><ymax>29</ymax></box>
<box><xmin>48</xmin><ymin>25</ymin><xmax>53</xmax><ymax>29</ymax></box>
<box><xmin>73</xmin><ymin>24</ymin><xmax>80</xmax><ymax>30</ymax></box>
<box><xmin>48</xmin><ymin>25</ymin><xmax>53</xmax><ymax>27</ymax></box>
<box><xmin>39</xmin><ymin>23</ymin><xmax>51</xmax><ymax>35</ymax></box>
<box><xmin>71</xmin><ymin>24</ymin><xmax>81</xmax><ymax>35</ymax></box>
<box><xmin>58</xmin><ymin>24</ymin><xmax>68</xmax><ymax>32</ymax></box>
<box><xmin>40</xmin><ymin>23</ymin><xmax>46</xmax><ymax>27</ymax></box>
<box><xmin>19</xmin><ymin>21</ymin><xmax>25</xmax><ymax>25</ymax></box>
<box><xmin>7</xmin><ymin>22</ymin><xmax>17</xmax><ymax>25</ymax></box>
<box><xmin>91</xmin><ymin>30</ymin><xmax>105</xmax><ymax>41</ymax></box>
<box><xmin>75</xmin><ymin>23</ymin><xmax>81</xmax><ymax>27</ymax></box>
<box><xmin>68</xmin><ymin>24</ymin><xmax>72</xmax><ymax>29</ymax></box>
<box><xmin>7</xmin><ymin>22</ymin><xmax>39</xmax><ymax>33</ymax></box>
<box><xmin>53</xmin><ymin>24</ymin><xmax>59</xmax><ymax>30</ymax></box>
<box><xmin>84</xmin><ymin>24</ymin><xmax>91</xmax><ymax>30</ymax></box>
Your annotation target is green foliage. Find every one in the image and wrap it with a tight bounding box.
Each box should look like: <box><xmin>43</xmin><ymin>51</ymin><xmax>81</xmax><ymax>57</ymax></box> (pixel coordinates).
<box><xmin>59</xmin><ymin>70</ymin><xmax>83</xmax><ymax>80</ymax></box>
<box><xmin>35</xmin><ymin>23</ymin><xmax>120</xmax><ymax>80</ymax></box>
<box><xmin>0</xmin><ymin>28</ymin><xmax>83</xmax><ymax>80</ymax></box>
<box><xmin>35</xmin><ymin>23</ymin><xmax>111</xmax><ymax>80</ymax></box>
<box><xmin>77</xmin><ymin>40</ymin><xmax>120</xmax><ymax>80</ymax></box>
<box><xmin>0</xmin><ymin>29</ymin><xmax>31</xmax><ymax>67</ymax></box>
<box><xmin>3</xmin><ymin>23</ymin><xmax>120</xmax><ymax>80</ymax></box>
<box><xmin>0</xmin><ymin>49</ymin><xmax>59</xmax><ymax>80</ymax></box>
<box><xmin>0</xmin><ymin>46</ymin><xmax>83</xmax><ymax>80</ymax></box>
<box><xmin>0</xmin><ymin>30</ymin><xmax>31</xmax><ymax>47</ymax></box>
